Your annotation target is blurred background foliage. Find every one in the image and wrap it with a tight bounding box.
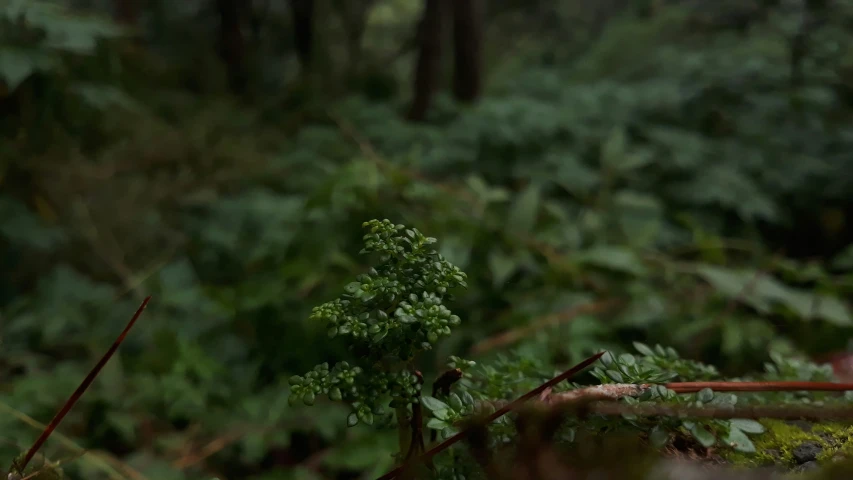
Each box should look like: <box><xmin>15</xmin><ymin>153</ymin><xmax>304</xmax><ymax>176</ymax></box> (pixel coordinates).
<box><xmin>2</xmin><ymin>0</ymin><xmax>853</xmax><ymax>478</ymax></box>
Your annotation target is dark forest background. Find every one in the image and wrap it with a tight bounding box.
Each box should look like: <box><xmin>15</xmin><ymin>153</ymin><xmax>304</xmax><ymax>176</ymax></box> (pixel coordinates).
<box><xmin>3</xmin><ymin>0</ymin><xmax>853</xmax><ymax>479</ymax></box>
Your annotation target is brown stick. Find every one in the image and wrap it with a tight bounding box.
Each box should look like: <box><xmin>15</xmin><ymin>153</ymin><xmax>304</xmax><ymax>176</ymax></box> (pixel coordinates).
<box><xmin>470</xmin><ymin>301</ymin><xmax>619</xmax><ymax>355</ymax></box>
<box><xmin>17</xmin><ymin>297</ymin><xmax>151</xmax><ymax>473</ymax></box>
<box><xmin>544</xmin><ymin>381</ymin><xmax>853</xmax><ymax>406</ymax></box>
<box><xmin>665</xmin><ymin>381</ymin><xmax>853</xmax><ymax>393</ymax></box>
<box><xmin>586</xmin><ymin>401</ymin><xmax>853</xmax><ymax>422</ymax></box>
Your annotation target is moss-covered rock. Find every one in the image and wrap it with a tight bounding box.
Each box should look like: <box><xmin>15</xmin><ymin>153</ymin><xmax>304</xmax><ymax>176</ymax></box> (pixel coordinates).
<box><xmin>720</xmin><ymin>419</ymin><xmax>853</xmax><ymax>474</ymax></box>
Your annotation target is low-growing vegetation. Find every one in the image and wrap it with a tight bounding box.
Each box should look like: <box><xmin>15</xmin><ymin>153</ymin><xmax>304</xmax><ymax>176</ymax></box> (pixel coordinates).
<box><xmin>4</xmin><ymin>0</ymin><xmax>853</xmax><ymax>479</ymax></box>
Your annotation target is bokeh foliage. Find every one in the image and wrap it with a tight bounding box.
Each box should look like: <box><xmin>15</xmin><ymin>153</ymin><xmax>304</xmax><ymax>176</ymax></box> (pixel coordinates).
<box><xmin>3</xmin><ymin>0</ymin><xmax>853</xmax><ymax>479</ymax></box>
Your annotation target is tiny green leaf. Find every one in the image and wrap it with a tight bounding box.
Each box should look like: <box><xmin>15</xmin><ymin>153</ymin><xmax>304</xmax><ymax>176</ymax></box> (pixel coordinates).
<box><xmin>347</xmin><ymin>412</ymin><xmax>359</xmax><ymax>427</ymax></box>
<box><xmin>690</xmin><ymin>425</ymin><xmax>717</xmax><ymax>447</ymax></box>
<box><xmin>649</xmin><ymin>426</ymin><xmax>670</xmax><ymax>448</ymax></box>
<box><xmin>449</xmin><ymin>393</ymin><xmax>463</xmax><ymax>411</ymax></box>
<box><xmin>329</xmin><ymin>388</ymin><xmax>343</xmax><ymax>401</ymax></box>
<box><xmin>729</xmin><ymin>419</ymin><xmax>765</xmax><ymax>434</ymax></box>
<box><xmin>725</xmin><ymin>427</ymin><xmax>756</xmax><ymax>453</ymax></box>
<box><xmin>618</xmin><ymin>353</ymin><xmax>636</xmax><ymax>366</ymax></box>
<box><xmin>420</xmin><ymin>396</ymin><xmax>450</xmax><ymax>412</ymax></box>
<box><xmin>427</xmin><ymin>418</ymin><xmax>450</xmax><ymax>430</ymax></box>
<box><xmin>432</xmin><ymin>409</ymin><xmax>450</xmax><ymax>420</ymax></box>
<box><xmin>633</xmin><ymin>342</ymin><xmax>655</xmax><ymax>357</ymax></box>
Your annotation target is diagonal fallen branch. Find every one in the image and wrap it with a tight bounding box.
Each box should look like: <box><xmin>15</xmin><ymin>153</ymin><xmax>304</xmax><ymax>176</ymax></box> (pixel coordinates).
<box><xmin>377</xmin><ymin>357</ymin><xmax>853</xmax><ymax>479</ymax></box>
<box><xmin>11</xmin><ymin>296</ymin><xmax>151</xmax><ymax>476</ymax></box>
<box><xmin>375</xmin><ymin>352</ymin><xmax>605</xmax><ymax>480</ymax></box>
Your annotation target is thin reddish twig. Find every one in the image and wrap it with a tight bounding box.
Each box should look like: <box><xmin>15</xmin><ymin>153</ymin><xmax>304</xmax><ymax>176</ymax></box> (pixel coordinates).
<box><xmin>665</xmin><ymin>381</ymin><xmax>853</xmax><ymax>393</ymax></box>
<box><xmin>470</xmin><ymin>300</ymin><xmax>621</xmax><ymax>355</ymax></box>
<box><xmin>545</xmin><ymin>381</ymin><xmax>853</xmax><ymax>406</ymax></box>
<box><xmin>17</xmin><ymin>296</ymin><xmax>151</xmax><ymax>473</ymax></box>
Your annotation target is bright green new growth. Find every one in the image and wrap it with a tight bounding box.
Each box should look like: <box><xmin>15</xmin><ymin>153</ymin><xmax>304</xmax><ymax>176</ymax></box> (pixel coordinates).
<box><xmin>288</xmin><ymin>219</ymin><xmax>468</xmax><ymax>426</ymax></box>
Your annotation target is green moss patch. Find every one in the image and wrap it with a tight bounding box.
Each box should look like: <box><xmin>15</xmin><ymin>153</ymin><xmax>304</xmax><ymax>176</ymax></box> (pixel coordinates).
<box><xmin>720</xmin><ymin>419</ymin><xmax>853</xmax><ymax>470</ymax></box>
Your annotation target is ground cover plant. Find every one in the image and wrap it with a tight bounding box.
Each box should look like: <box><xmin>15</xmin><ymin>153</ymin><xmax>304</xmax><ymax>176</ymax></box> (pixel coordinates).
<box><xmin>8</xmin><ymin>251</ymin><xmax>853</xmax><ymax>479</ymax></box>
<box><xmin>4</xmin><ymin>0</ymin><xmax>853</xmax><ymax>479</ymax></box>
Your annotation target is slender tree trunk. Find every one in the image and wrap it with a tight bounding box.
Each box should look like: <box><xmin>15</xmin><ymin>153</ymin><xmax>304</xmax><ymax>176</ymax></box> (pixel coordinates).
<box><xmin>450</xmin><ymin>0</ymin><xmax>482</xmax><ymax>103</ymax></box>
<box><xmin>291</xmin><ymin>0</ymin><xmax>315</xmax><ymax>72</ymax></box>
<box><xmin>216</xmin><ymin>0</ymin><xmax>247</xmax><ymax>94</ymax></box>
<box><xmin>791</xmin><ymin>0</ymin><xmax>828</xmax><ymax>87</ymax></box>
<box><xmin>250</xmin><ymin>0</ymin><xmax>270</xmax><ymax>43</ymax></box>
<box><xmin>347</xmin><ymin>1</ymin><xmax>375</xmax><ymax>74</ymax></box>
<box><xmin>113</xmin><ymin>0</ymin><xmax>140</xmax><ymax>25</ymax></box>
<box><xmin>407</xmin><ymin>0</ymin><xmax>446</xmax><ymax>122</ymax></box>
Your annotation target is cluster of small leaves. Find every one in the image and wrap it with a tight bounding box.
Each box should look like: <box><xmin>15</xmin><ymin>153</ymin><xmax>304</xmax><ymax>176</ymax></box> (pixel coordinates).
<box><xmin>585</xmin><ymin>347</ymin><xmax>764</xmax><ymax>454</ymax></box>
<box><xmin>762</xmin><ymin>352</ymin><xmax>835</xmax><ymax>383</ymax></box>
<box><xmin>308</xmin><ymin>220</ymin><xmax>467</xmax><ymax>361</ymax></box>
<box><xmin>420</xmin><ymin>392</ymin><xmax>477</xmax><ymax>440</ymax></box>
<box><xmin>447</xmin><ymin>356</ymin><xmax>477</xmax><ymax>372</ymax></box>
<box><xmin>288</xmin><ymin>362</ymin><xmax>362</xmax><ymax>407</ymax></box>
<box><xmin>677</xmin><ymin>390</ymin><xmax>766</xmax><ymax>453</ymax></box>
<box><xmin>457</xmin><ymin>353</ymin><xmax>552</xmax><ymax>402</ymax></box>
<box><xmin>416</xmin><ymin>356</ymin><xmax>524</xmax><ymax>444</ymax></box>
<box><xmin>743</xmin><ymin>352</ymin><xmax>840</xmax><ymax>405</ymax></box>
<box><xmin>590</xmin><ymin>343</ymin><xmax>720</xmax><ymax>385</ymax></box>
<box><xmin>288</xmin><ymin>361</ymin><xmax>423</xmax><ymax>426</ymax></box>
<box><xmin>592</xmin><ymin>351</ymin><xmax>677</xmax><ymax>385</ymax></box>
<box><xmin>632</xmin><ymin>342</ymin><xmax>720</xmax><ymax>381</ymax></box>
<box><xmin>358</xmin><ymin>219</ymin><xmax>468</xmax><ymax>297</ymax></box>
<box><xmin>396</xmin><ymin>292</ymin><xmax>462</xmax><ymax>344</ymax></box>
<box><xmin>289</xmin><ymin>220</ymin><xmax>467</xmax><ymax>426</ymax></box>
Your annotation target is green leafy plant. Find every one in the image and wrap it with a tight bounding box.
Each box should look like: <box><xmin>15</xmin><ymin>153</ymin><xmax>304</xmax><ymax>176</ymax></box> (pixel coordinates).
<box><xmin>288</xmin><ymin>219</ymin><xmax>468</xmax><ymax>450</ymax></box>
<box><xmin>0</xmin><ymin>0</ymin><xmax>128</xmax><ymax>96</ymax></box>
<box><xmin>589</xmin><ymin>343</ymin><xmax>766</xmax><ymax>453</ymax></box>
<box><xmin>419</xmin><ymin>392</ymin><xmax>476</xmax><ymax>439</ymax></box>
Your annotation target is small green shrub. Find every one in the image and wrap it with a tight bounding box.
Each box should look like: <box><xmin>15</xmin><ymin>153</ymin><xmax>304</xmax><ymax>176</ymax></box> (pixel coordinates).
<box><xmin>288</xmin><ymin>219</ymin><xmax>468</xmax><ymax>435</ymax></box>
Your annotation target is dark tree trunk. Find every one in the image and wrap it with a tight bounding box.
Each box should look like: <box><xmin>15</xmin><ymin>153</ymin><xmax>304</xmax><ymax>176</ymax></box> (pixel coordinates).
<box><xmin>250</xmin><ymin>0</ymin><xmax>270</xmax><ymax>42</ymax></box>
<box><xmin>216</xmin><ymin>0</ymin><xmax>247</xmax><ymax>94</ymax></box>
<box><xmin>346</xmin><ymin>1</ymin><xmax>375</xmax><ymax>74</ymax></box>
<box><xmin>407</xmin><ymin>0</ymin><xmax>446</xmax><ymax>122</ymax></box>
<box><xmin>291</xmin><ymin>0</ymin><xmax>315</xmax><ymax>72</ymax></box>
<box><xmin>791</xmin><ymin>0</ymin><xmax>828</xmax><ymax>87</ymax></box>
<box><xmin>450</xmin><ymin>0</ymin><xmax>482</xmax><ymax>103</ymax></box>
<box><xmin>113</xmin><ymin>0</ymin><xmax>140</xmax><ymax>25</ymax></box>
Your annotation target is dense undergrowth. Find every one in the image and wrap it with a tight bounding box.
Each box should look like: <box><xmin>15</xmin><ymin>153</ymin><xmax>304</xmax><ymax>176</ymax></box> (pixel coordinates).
<box><xmin>3</xmin><ymin>0</ymin><xmax>853</xmax><ymax>479</ymax></box>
